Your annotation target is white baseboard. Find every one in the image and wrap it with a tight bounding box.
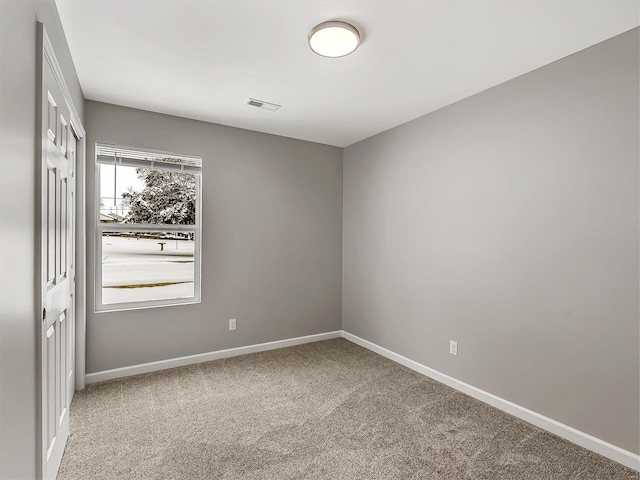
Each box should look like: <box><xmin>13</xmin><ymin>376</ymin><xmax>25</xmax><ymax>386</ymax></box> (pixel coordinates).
<box><xmin>85</xmin><ymin>331</ymin><xmax>342</xmax><ymax>385</ymax></box>
<box><xmin>84</xmin><ymin>328</ymin><xmax>638</xmax><ymax>471</ymax></box>
<box><xmin>340</xmin><ymin>330</ymin><xmax>640</xmax><ymax>472</ymax></box>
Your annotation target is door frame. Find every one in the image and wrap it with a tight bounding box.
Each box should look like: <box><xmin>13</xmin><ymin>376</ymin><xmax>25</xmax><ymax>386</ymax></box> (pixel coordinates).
<box><xmin>36</xmin><ymin>22</ymin><xmax>86</xmax><ymax>479</ymax></box>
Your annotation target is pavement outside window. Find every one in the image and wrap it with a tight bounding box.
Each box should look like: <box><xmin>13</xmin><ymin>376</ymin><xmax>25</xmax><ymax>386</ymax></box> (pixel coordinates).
<box><xmin>102</xmin><ymin>233</ymin><xmax>194</xmax><ymax>304</ymax></box>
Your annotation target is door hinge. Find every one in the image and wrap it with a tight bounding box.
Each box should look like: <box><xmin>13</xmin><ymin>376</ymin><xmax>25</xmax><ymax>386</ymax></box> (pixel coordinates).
<box><xmin>43</xmin><ymin>308</ymin><xmax>46</xmax><ymax>320</ymax></box>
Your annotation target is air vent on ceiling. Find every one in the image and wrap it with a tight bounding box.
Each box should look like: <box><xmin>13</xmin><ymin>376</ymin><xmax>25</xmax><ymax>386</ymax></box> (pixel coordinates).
<box><xmin>246</xmin><ymin>98</ymin><xmax>281</xmax><ymax>111</ymax></box>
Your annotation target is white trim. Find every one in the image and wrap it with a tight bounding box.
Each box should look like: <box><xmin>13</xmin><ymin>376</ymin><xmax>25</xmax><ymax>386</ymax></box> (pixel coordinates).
<box><xmin>74</xmin><ymin>132</ymin><xmax>87</xmax><ymax>391</ymax></box>
<box><xmin>85</xmin><ymin>331</ymin><xmax>342</xmax><ymax>384</ymax></box>
<box><xmin>37</xmin><ymin>23</ymin><xmax>87</xmax><ymax>479</ymax></box>
<box><xmin>82</xmin><ymin>327</ymin><xmax>639</xmax><ymax>470</ymax></box>
<box><xmin>340</xmin><ymin>330</ymin><xmax>640</xmax><ymax>472</ymax></box>
<box><xmin>93</xmin><ymin>145</ymin><xmax>203</xmax><ymax>313</ymax></box>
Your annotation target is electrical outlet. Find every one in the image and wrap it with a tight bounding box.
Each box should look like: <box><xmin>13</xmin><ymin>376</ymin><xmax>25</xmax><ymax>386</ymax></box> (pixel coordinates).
<box><xmin>449</xmin><ymin>340</ymin><xmax>458</xmax><ymax>356</ymax></box>
<box><xmin>229</xmin><ymin>318</ymin><xmax>237</xmax><ymax>331</ymax></box>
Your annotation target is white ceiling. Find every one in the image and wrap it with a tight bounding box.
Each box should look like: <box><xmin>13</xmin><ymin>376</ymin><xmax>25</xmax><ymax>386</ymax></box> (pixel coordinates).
<box><xmin>56</xmin><ymin>0</ymin><xmax>638</xmax><ymax>148</ymax></box>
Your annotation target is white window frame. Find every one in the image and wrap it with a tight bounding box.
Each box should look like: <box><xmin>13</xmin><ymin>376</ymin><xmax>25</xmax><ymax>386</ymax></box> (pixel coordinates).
<box><xmin>94</xmin><ymin>143</ymin><xmax>202</xmax><ymax>312</ymax></box>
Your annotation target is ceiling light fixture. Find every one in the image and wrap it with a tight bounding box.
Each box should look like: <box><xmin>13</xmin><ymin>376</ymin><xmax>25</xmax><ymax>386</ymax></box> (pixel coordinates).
<box><xmin>309</xmin><ymin>21</ymin><xmax>360</xmax><ymax>58</ymax></box>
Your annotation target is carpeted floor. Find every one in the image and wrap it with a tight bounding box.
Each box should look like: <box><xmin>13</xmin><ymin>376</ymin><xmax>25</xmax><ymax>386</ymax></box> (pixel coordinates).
<box><xmin>58</xmin><ymin>338</ymin><xmax>638</xmax><ymax>479</ymax></box>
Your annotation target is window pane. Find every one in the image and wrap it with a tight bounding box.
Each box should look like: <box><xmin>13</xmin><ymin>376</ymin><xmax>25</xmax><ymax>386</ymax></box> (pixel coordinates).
<box><xmin>99</xmin><ymin>164</ymin><xmax>196</xmax><ymax>225</ymax></box>
<box><xmin>101</xmin><ymin>231</ymin><xmax>195</xmax><ymax>305</ymax></box>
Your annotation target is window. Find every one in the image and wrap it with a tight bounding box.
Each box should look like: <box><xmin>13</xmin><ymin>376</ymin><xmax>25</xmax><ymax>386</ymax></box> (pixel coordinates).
<box><xmin>95</xmin><ymin>144</ymin><xmax>202</xmax><ymax>311</ymax></box>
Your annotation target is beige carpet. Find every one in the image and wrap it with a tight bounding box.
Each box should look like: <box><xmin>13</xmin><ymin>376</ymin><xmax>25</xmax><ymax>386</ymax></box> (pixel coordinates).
<box><xmin>58</xmin><ymin>339</ymin><xmax>637</xmax><ymax>479</ymax></box>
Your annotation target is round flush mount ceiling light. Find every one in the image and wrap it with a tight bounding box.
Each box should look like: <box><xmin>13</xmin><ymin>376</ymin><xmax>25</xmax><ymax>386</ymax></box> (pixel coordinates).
<box><xmin>309</xmin><ymin>21</ymin><xmax>360</xmax><ymax>58</ymax></box>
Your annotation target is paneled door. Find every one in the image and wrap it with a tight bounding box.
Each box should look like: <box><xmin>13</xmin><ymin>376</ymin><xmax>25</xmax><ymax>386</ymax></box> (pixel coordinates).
<box><xmin>40</xmin><ymin>42</ymin><xmax>76</xmax><ymax>480</ymax></box>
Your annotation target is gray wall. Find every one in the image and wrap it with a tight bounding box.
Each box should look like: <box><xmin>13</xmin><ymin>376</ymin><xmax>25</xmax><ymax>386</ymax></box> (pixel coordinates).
<box><xmin>343</xmin><ymin>28</ymin><xmax>639</xmax><ymax>454</ymax></box>
<box><xmin>0</xmin><ymin>1</ymin><xmax>84</xmax><ymax>478</ymax></box>
<box><xmin>85</xmin><ymin>101</ymin><xmax>343</xmax><ymax>373</ymax></box>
